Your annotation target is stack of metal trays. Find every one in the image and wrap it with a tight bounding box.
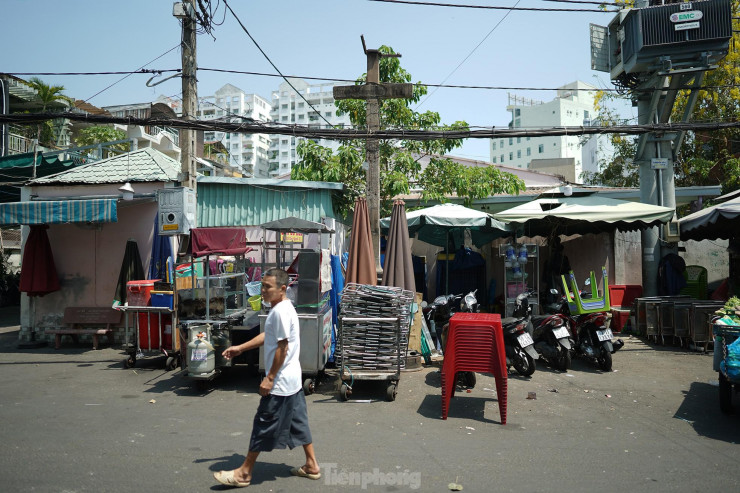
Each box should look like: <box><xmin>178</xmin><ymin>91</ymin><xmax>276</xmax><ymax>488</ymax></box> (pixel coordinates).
<box><xmin>339</xmin><ymin>283</ymin><xmax>414</xmax><ymax>370</ymax></box>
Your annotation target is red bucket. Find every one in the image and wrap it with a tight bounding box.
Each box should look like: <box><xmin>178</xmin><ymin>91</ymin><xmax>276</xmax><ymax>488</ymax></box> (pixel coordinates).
<box><xmin>137</xmin><ymin>312</ymin><xmax>173</xmax><ymax>350</ymax></box>
<box><xmin>126</xmin><ymin>280</ymin><xmax>158</xmax><ymax>307</ymax></box>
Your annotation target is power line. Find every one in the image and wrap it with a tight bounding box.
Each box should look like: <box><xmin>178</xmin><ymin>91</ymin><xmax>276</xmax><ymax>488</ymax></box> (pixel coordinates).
<box><xmin>415</xmin><ymin>0</ymin><xmax>522</xmax><ymax>110</ymax></box>
<box><xmin>5</xmin><ymin>111</ymin><xmax>740</xmax><ymax>141</ymax></box>
<box><xmin>221</xmin><ymin>0</ymin><xmax>334</xmax><ymax>128</ymax></box>
<box><xmin>8</xmin><ymin>68</ymin><xmax>739</xmax><ymax>94</ymax></box>
<box><xmin>83</xmin><ymin>44</ymin><xmax>181</xmax><ymax>103</ymax></box>
<box><xmin>367</xmin><ymin>0</ymin><xmax>618</xmax><ymax>13</ymax></box>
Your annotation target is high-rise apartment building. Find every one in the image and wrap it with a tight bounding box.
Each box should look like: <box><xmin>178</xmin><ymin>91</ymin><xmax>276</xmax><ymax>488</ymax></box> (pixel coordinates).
<box><xmin>198</xmin><ymin>84</ymin><xmax>272</xmax><ymax>178</ymax></box>
<box><xmin>490</xmin><ymin>81</ymin><xmax>600</xmax><ymax>182</ymax></box>
<box><xmin>268</xmin><ymin>78</ymin><xmax>351</xmax><ymax>177</ymax></box>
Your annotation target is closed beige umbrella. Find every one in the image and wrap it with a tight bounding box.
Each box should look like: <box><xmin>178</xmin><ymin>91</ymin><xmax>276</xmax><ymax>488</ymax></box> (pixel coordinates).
<box><xmin>381</xmin><ymin>199</ymin><xmax>415</xmax><ymax>292</ymax></box>
<box><xmin>346</xmin><ymin>197</ymin><xmax>377</xmax><ymax>286</ymax></box>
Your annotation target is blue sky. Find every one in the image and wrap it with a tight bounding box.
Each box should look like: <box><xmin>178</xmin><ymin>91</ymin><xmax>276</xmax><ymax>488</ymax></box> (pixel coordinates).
<box><xmin>3</xmin><ymin>0</ymin><xmax>633</xmax><ymax>161</ymax></box>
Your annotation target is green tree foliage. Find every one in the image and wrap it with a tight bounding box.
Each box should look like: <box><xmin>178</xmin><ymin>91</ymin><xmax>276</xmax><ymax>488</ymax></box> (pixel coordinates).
<box><xmin>74</xmin><ymin>126</ymin><xmax>130</xmax><ymax>152</ymax></box>
<box><xmin>27</xmin><ymin>77</ymin><xmax>74</xmax><ymax>147</ymax></box>
<box><xmin>584</xmin><ymin>2</ymin><xmax>740</xmax><ymax>196</ymax></box>
<box><xmin>291</xmin><ymin>45</ymin><xmax>525</xmax><ymax>217</ymax></box>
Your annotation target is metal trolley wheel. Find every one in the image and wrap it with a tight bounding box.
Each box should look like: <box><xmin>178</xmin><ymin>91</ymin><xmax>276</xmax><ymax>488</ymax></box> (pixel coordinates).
<box><xmin>123</xmin><ymin>353</ymin><xmax>136</xmax><ymax>369</ymax></box>
<box><xmin>339</xmin><ymin>383</ymin><xmax>351</xmax><ymax>401</ymax></box>
<box><xmin>166</xmin><ymin>355</ymin><xmax>179</xmax><ymax>371</ymax></box>
<box><xmin>303</xmin><ymin>378</ymin><xmax>315</xmax><ymax>396</ymax></box>
<box><xmin>386</xmin><ymin>382</ymin><xmax>398</xmax><ymax>402</ymax></box>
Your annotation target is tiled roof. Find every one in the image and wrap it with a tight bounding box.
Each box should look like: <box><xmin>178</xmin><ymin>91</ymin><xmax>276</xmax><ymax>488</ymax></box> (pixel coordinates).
<box><xmin>30</xmin><ymin>147</ymin><xmax>181</xmax><ymax>185</ymax></box>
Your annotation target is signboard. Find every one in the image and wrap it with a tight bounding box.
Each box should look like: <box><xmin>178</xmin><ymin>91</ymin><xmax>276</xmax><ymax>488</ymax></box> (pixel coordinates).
<box><xmin>280</xmin><ymin>232</ymin><xmax>304</xmax><ymax>243</ymax></box>
<box><xmin>651</xmin><ymin>158</ymin><xmax>669</xmax><ymax>170</ymax></box>
<box><xmin>675</xmin><ymin>21</ymin><xmax>700</xmax><ymax>31</ymax></box>
<box><xmin>680</xmin><ymin>3</ymin><xmax>693</xmax><ymax>10</ymax></box>
<box><xmin>670</xmin><ymin>11</ymin><xmax>703</xmax><ymax>23</ymax></box>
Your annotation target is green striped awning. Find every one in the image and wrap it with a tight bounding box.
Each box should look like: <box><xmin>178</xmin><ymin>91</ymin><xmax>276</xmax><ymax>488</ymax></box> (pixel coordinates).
<box><xmin>0</xmin><ymin>199</ymin><xmax>118</xmax><ymax>225</ymax></box>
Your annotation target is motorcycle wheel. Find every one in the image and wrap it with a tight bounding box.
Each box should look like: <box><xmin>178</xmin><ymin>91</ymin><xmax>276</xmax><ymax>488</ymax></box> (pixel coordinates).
<box><xmin>456</xmin><ymin>371</ymin><xmax>476</xmax><ymax>389</ymax></box>
<box><xmin>513</xmin><ymin>347</ymin><xmax>536</xmax><ymax>377</ymax></box>
<box><xmin>557</xmin><ymin>349</ymin><xmax>571</xmax><ymax>371</ymax></box>
<box><xmin>597</xmin><ymin>347</ymin><xmax>613</xmax><ymax>371</ymax></box>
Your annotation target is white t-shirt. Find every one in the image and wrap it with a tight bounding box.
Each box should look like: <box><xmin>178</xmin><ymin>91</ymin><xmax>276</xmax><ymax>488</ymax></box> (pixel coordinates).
<box><xmin>263</xmin><ymin>299</ymin><xmax>301</xmax><ymax>396</ymax></box>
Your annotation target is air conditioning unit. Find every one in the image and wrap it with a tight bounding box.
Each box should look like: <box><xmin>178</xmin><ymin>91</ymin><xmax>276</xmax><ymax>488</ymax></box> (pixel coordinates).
<box><xmin>157</xmin><ymin>187</ymin><xmax>196</xmax><ymax>235</ymax></box>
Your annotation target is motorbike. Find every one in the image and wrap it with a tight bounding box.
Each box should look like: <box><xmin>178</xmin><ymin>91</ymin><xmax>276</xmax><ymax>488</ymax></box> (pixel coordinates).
<box><xmin>422</xmin><ymin>290</ymin><xmax>478</xmax><ymax>388</ymax></box>
<box><xmin>531</xmin><ymin>292</ymin><xmax>573</xmax><ymax>371</ymax></box>
<box><xmin>502</xmin><ymin>292</ymin><xmax>539</xmax><ymax>377</ymax></box>
<box><xmin>545</xmin><ymin>282</ymin><xmax>623</xmax><ymax>372</ymax></box>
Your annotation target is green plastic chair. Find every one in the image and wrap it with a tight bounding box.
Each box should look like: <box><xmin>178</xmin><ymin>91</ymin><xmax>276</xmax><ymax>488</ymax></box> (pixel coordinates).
<box><xmin>561</xmin><ymin>266</ymin><xmax>611</xmax><ymax>315</ymax></box>
<box><xmin>680</xmin><ymin>265</ymin><xmax>707</xmax><ymax>300</ymax></box>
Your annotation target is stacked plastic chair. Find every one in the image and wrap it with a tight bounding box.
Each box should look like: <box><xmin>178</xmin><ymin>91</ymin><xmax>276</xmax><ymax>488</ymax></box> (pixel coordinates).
<box><xmin>561</xmin><ymin>267</ymin><xmax>611</xmax><ymax>315</ymax></box>
<box><xmin>441</xmin><ymin>312</ymin><xmax>508</xmax><ymax>424</ymax></box>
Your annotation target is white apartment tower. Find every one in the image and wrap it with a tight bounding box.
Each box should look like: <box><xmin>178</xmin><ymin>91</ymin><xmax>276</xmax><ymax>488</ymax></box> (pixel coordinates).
<box><xmin>490</xmin><ymin>81</ymin><xmax>599</xmax><ymax>182</ymax></box>
<box><xmin>198</xmin><ymin>84</ymin><xmax>272</xmax><ymax>177</ymax></box>
<box><xmin>269</xmin><ymin>78</ymin><xmax>352</xmax><ymax>177</ymax></box>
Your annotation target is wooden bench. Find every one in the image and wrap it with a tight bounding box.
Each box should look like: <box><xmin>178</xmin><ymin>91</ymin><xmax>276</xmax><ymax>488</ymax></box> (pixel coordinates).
<box><xmin>46</xmin><ymin>307</ymin><xmax>121</xmax><ymax>350</ymax></box>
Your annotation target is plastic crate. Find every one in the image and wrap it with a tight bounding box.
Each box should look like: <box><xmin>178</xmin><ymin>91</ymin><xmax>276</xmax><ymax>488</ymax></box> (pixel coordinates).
<box><xmin>610</xmin><ymin>308</ymin><xmax>631</xmax><ymax>333</ymax></box>
<box><xmin>150</xmin><ymin>290</ymin><xmax>174</xmax><ymax>310</ymax></box>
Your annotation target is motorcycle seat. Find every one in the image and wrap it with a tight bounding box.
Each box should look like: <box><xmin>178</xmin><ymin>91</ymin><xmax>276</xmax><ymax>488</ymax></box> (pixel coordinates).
<box><xmin>501</xmin><ymin>316</ymin><xmax>520</xmax><ymax>326</ymax></box>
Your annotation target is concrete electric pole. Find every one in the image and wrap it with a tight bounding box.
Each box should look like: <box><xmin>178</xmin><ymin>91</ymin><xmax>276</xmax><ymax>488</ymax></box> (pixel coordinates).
<box><xmin>175</xmin><ymin>0</ymin><xmax>198</xmax><ymax>191</ymax></box>
<box><xmin>589</xmin><ymin>0</ymin><xmax>732</xmax><ymax>296</ymax></box>
<box><xmin>334</xmin><ymin>36</ymin><xmax>412</xmax><ymax>275</ymax></box>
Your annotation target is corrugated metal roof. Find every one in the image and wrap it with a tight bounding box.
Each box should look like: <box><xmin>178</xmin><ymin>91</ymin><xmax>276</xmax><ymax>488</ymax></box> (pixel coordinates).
<box><xmin>30</xmin><ymin>147</ymin><xmax>180</xmax><ymax>185</ymax></box>
<box><xmin>197</xmin><ymin>178</ymin><xmax>340</xmax><ymax>226</ymax></box>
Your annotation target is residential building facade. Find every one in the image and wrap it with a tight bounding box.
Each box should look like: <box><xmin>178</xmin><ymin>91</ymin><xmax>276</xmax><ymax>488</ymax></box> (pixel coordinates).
<box><xmin>490</xmin><ymin>81</ymin><xmax>599</xmax><ymax>182</ymax></box>
<box><xmin>268</xmin><ymin>78</ymin><xmax>351</xmax><ymax>177</ymax></box>
<box><xmin>197</xmin><ymin>84</ymin><xmax>272</xmax><ymax>178</ymax></box>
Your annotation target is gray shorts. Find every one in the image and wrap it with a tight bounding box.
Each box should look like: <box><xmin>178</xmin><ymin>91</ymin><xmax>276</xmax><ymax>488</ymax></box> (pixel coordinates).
<box><xmin>249</xmin><ymin>390</ymin><xmax>313</xmax><ymax>452</ymax></box>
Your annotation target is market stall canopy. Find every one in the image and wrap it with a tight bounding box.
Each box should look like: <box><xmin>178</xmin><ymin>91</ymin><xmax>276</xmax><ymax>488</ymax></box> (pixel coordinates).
<box><xmin>493</xmin><ymin>191</ymin><xmax>675</xmax><ymax>237</ymax></box>
<box><xmin>380</xmin><ymin>203</ymin><xmax>511</xmax><ymax>248</ymax></box>
<box><xmin>189</xmin><ymin>227</ymin><xmax>252</xmax><ymax>257</ymax></box>
<box><xmin>260</xmin><ymin>216</ymin><xmax>334</xmax><ymax>234</ymax></box>
<box><xmin>679</xmin><ymin>196</ymin><xmax>740</xmax><ymax>241</ymax></box>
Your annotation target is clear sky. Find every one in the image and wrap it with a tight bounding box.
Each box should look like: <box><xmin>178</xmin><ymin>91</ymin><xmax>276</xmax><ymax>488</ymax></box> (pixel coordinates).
<box><xmin>2</xmin><ymin>0</ymin><xmax>633</xmax><ymax>161</ymax></box>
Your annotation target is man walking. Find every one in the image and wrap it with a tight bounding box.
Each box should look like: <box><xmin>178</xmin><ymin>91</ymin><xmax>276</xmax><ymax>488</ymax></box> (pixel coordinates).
<box><xmin>213</xmin><ymin>268</ymin><xmax>321</xmax><ymax>488</ymax></box>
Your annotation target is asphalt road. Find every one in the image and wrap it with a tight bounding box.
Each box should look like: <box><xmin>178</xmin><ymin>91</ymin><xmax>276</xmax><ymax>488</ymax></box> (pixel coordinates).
<box><xmin>0</xmin><ymin>306</ymin><xmax>738</xmax><ymax>493</ymax></box>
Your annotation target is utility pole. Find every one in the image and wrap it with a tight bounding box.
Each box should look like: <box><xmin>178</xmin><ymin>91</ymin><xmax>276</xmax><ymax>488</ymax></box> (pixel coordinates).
<box><xmin>177</xmin><ymin>0</ymin><xmax>198</xmax><ymax>191</ymax></box>
<box><xmin>334</xmin><ymin>36</ymin><xmax>412</xmax><ymax>276</ymax></box>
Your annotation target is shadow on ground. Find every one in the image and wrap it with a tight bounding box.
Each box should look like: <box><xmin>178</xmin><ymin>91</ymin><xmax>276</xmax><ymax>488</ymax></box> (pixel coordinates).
<box><xmin>674</xmin><ymin>381</ymin><xmax>740</xmax><ymax>443</ymax></box>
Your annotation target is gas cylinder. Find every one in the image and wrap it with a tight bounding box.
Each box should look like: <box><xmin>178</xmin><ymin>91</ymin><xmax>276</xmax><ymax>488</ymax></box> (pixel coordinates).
<box><xmin>187</xmin><ymin>328</ymin><xmax>215</xmax><ymax>376</ymax></box>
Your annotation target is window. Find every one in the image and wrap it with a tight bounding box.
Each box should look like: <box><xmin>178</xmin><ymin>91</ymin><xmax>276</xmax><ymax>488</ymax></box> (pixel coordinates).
<box><xmin>232</xmin><ymin>96</ymin><xmax>239</xmax><ymax>103</ymax></box>
<box><xmin>500</xmin><ymin>139</ymin><xmax>504</xmax><ymax>147</ymax></box>
<box><xmin>515</xmin><ymin>109</ymin><xmax>520</xmax><ymax>117</ymax></box>
<box><xmin>281</xmin><ymin>139</ymin><xmax>288</xmax><ymax>145</ymax></box>
<box><xmin>508</xmin><ymin>138</ymin><xmax>513</xmax><ymax>145</ymax></box>
<box><xmin>492</xmin><ymin>142</ymin><xmax>497</xmax><ymax>151</ymax></box>
<box><xmin>500</xmin><ymin>154</ymin><xmax>504</xmax><ymax>162</ymax></box>
<box><xmin>527</xmin><ymin>137</ymin><xmax>530</xmax><ymax>141</ymax></box>
<box><xmin>517</xmin><ymin>137</ymin><xmax>521</xmax><ymax>143</ymax></box>
<box><xmin>281</xmin><ymin>104</ymin><xmax>288</xmax><ymax>110</ymax></box>
<box><xmin>526</xmin><ymin>147</ymin><xmax>531</xmax><ymax>156</ymax></box>
<box><xmin>281</xmin><ymin>116</ymin><xmax>288</xmax><ymax>122</ymax></box>
<box><xmin>509</xmin><ymin>152</ymin><xmax>513</xmax><ymax>160</ymax></box>
<box><xmin>538</xmin><ymin>144</ymin><xmax>544</xmax><ymax>153</ymax></box>
<box><xmin>325</xmin><ymin>112</ymin><xmax>332</xmax><ymax>117</ymax></box>
<box><xmin>584</xmin><ymin>110</ymin><xmax>590</xmax><ymax>120</ymax></box>
<box><xmin>298</xmin><ymin>102</ymin><xmax>304</xmax><ymax>108</ymax></box>
<box><xmin>492</xmin><ymin>157</ymin><xmax>497</xmax><ymax>163</ymax></box>
<box><xmin>517</xmin><ymin>150</ymin><xmax>521</xmax><ymax>158</ymax></box>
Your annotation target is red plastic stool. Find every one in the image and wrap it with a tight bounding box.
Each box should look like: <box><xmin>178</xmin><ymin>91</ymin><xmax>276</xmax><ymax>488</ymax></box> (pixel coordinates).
<box><xmin>441</xmin><ymin>312</ymin><xmax>507</xmax><ymax>424</ymax></box>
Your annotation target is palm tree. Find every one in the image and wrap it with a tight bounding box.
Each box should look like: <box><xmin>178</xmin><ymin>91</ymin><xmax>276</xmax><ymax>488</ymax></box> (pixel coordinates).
<box><xmin>26</xmin><ymin>77</ymin><xmax>74</xmax><ymax>178</ymax></box>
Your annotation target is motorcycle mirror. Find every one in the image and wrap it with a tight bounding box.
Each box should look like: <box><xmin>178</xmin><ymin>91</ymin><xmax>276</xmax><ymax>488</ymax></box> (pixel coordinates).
<box><xmin>550</xmin><ymin>288</ymin><xmax>559</xmax><ymax>294</ymax></box>
<box><xmin>584</xmin><ymin>277</ymin><xmax>591</xmax><ymax>286</ymax></box>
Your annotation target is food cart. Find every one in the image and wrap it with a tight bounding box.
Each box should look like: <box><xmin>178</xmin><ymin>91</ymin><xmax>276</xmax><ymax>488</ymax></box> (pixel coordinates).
<box><xmin>176</xmin><ymin>227</ymin><xmax>257</xmax><ymax>389</ymax></box>
<box><xmin>256</xmin><ymin>217</ymin><xmax>335</xmax><ymax>395</ymax></box>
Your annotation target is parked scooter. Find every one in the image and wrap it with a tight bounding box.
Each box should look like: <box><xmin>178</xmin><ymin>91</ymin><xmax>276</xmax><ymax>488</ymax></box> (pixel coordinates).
<box><xmin>531</xmin><ymin>291</ymin><xmax>573</xmax><ymax>371</ymax></box>
<box><xmin>422</xmin><ymin>290</ymin><xmax>478</xmax><ymax>388</ymax></box>
<box><xmin>545</xmin><ymin>282</ymin><xmax>623</xmax><ymax>372</ymax></box>
<box><xmin>502</xmin><ymin>292</ymin><xmax>539</xmax><ymax>377</ymax></box>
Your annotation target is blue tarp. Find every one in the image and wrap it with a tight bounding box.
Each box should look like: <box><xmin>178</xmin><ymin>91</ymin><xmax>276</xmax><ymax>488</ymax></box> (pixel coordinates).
<box><xmin>328</xmin><ymin>254</ymin><xmax>345</xmax><ymax>362</ymax></box>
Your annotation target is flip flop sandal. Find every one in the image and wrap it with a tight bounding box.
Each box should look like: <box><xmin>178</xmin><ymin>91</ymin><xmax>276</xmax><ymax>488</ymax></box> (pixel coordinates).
<box><xmin>290</xmin><ymin>466</ymin><xmax>322</xmax><ymax>480</ymax></box>
<box><xmin>213</xmin><ymin>470</ymin><xmax>251</xmax><ymax>488</ymax></box>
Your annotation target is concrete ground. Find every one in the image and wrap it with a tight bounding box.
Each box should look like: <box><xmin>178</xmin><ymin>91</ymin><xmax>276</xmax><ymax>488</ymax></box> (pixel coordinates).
<box><xmin>0</xmin><ymin>304</ymin><xmax>738</xmax><ymax>492</ymax></box>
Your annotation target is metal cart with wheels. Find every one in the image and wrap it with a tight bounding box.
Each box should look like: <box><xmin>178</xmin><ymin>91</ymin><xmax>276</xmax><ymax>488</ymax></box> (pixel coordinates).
<box><xmin>713</xmin><ymin>322</ymin><xmax>740</xmax><ymax>413</ymax></box>
<box><xmin>121</xmin><ymin>306</ymin><xmax>178</xmax><ymax>370</ymax></box>
<box><xmin>337</xmin><ymin>316</ymin><xmax>402</xmax><ymax>402</ymax></box>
